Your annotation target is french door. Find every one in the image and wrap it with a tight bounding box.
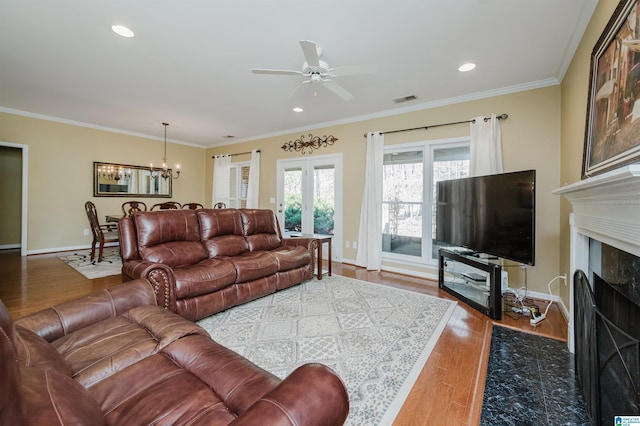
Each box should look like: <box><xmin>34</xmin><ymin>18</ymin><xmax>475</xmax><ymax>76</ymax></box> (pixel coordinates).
<box><xmin>276</xmin><ymin>153</ymin><xmax>342</xmax><ymax>261</ymax></box>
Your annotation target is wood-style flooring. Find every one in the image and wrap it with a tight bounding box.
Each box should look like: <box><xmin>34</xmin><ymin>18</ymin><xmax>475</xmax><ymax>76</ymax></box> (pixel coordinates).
<box><xmin>0</xmin><ymin>250</ymin><xmax>568</xmax><ymax>425</ymax></box>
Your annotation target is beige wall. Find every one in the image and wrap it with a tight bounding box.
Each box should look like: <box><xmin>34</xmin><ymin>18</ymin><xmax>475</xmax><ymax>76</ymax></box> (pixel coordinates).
<box><xmin>559</xmin><ymin>0</ymin><xmax>618</xmax><ymax>307</ymax></box>
<box><xmin>0</xmin><ymin>145</ymin><xmax>22</xmax><ymax>247</ymax></box>
<box><xmin>207</xmin><ymin>86</ymin><xmax>562</xmax><ymax>295</ymax></box>
<box><xmin>0</xmin><ymin>112</ymin><xmax>206</xmax><ymax>253</ymax></box>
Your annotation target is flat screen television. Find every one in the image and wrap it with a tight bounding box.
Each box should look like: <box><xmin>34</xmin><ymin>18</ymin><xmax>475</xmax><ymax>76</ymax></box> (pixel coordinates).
<box><xmin>436</xmin><ymin>169</ymin><xmax>536</xmax><ymax>265</ymax></box>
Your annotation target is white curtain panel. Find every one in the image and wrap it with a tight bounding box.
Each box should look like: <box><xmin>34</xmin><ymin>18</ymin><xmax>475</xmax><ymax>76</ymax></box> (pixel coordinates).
<box><xmin>246</xmin><ymin>150</ymin><xmax>260</xmax><ymax>208</ymax></box>
<box><xmin>469</xmin><ymin>113</ymin><xmax>503</xmax><ymax>176</ymax></box>
<box><xmin>355</xmin><ymin>132</ymin><xmax>384</xmax><ymax>270</ymax></box>
<box><xmin>212</xmin><ymin>155</ymin><xmax>231</xmax><ymax>207</ymax></box>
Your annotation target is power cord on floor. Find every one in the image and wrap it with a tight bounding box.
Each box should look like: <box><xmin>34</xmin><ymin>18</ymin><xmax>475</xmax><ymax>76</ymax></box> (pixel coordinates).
<box><xmin>529</xmin><ymin>274</ymin><xmax>567</xmax><ymax>325</ymax></box>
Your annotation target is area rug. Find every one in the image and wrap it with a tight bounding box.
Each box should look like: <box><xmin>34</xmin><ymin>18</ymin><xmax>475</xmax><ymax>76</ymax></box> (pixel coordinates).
<box><xmin>197</xmin><ymin>275</ymin><xmax>457</xmax><ymax>425</ymax></box>
<box><xmin>480</xmin><ymin>325</ymin><xmax>590</xmax><ymax>425</ymax></box>
<box><xmin>57</xmin><ymin>248</ymin><xmax>121</xmax><ymax>279</ymax></box>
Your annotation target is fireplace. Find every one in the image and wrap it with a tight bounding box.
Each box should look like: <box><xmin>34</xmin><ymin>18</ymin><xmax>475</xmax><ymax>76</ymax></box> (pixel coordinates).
<box><xmin>573</xmin><ymin>242</ymin><xmax>640</xmax><ymax>424</ymax></box>
<box><xmin>554</xmin><ymin>165</ymin><xmax>640</xmax><ymax>424</ymax></box>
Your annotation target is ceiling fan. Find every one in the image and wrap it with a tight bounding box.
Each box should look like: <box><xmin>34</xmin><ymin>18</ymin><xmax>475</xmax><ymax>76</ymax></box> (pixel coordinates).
<box><xmin>251</xmin><ymin>40</ymin><xmax>377</xmax><ymax>101</ymax></box>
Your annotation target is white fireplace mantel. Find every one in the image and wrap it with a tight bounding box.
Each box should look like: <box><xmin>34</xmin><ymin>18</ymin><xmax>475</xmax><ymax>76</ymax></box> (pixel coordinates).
<box><xmin>553</xmin><ymin>164</ymin><xmax>640</xmax><ymax>352</ymax></box>
<box><xmin>554</xmin><ymin>164</ymin><xmax>640</xmax><ymax>258</ymax></box>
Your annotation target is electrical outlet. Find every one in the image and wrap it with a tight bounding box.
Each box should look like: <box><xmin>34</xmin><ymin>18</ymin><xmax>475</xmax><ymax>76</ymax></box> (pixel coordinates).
<box><xmin>345</xmin><ymin>241</ymin><xmax>350</xmax><ymax>248</ymax></box>
<box><xmin>352</xmin><ymin>241</ymin><xmax>357</xmax><ymax>249</ymax></box>
<box><xmin>83</xmin><ymin>228</ymin><xmax>90</xmax><ymax>236</ymax></box>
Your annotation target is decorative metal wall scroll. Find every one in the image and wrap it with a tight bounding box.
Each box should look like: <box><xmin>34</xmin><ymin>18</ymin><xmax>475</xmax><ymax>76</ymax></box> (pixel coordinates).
<box><xmin>281</xmin><ymin>134</ymin><xmax>338</xmax><ymax>155</ymax></box>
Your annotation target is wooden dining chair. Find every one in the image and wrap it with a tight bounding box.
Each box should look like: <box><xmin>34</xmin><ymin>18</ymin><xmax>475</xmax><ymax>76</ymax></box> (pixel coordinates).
<box><xmin>151</xmin><ymin>201</ymin><xmax>182</xmax><ymax>210</ymax></box>
<box><xmin>121</xmin><ymin>201</ymin><xmax>147</xmax><ymax>217</ymax></box>
<box><xmin>182</xmin><ymin>202</ymin><xmax>204</xmax><ymax>210</ymax></box>
<box><xmin>84</xmin><ymin>201</ymin><xmax>119</xmax><ymax>263</ymax></box>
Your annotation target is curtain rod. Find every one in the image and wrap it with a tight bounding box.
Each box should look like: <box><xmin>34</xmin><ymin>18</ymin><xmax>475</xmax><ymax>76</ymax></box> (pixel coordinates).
<box><xmin>212</xmin><ymin>149</ymin><xmax>260</xmax><ymax>159</ymax></box>
<box><xmin>363</xmin><ymin>113</ymin><xmax>508</xmax><ymax>138</ymax></box>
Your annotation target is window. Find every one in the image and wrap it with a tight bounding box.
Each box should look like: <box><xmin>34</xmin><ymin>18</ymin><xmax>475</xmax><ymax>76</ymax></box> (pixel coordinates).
<box><xmin>228</xmin><ymin>163</ymin><xmax>250</xmax><ymax>208</ymax></box>
<box><xmin>382</xmin><ymin>139</ymin><xmax>469</xmax><ymax>264</ymax></box>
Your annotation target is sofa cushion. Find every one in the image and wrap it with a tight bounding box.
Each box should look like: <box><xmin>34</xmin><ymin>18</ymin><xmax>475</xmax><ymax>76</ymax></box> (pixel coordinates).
<box><xmin>270</xmin><ymin>246</ymin><xmax>311</xmax><ymax>272</ymax></box>
<box><xmin>90</xmin><ymin>334</ymin><xmax>280</xmax><ymax>425</ymax></box>
<box><xmin>20</xmin><ymin>366</ymin><xmax>105</xmax><ymax>426</ymax></box>
<box><xmin>240</xmin><ymin>209</ymin><xmax>282</xmax><ymax>251</ymax></box>
<box><xmin>225</xmin><ymin>251</ymin><xmax>279</xmax><ymax>283</ymax></box>
<box><xmin>15</xmin><ymin>326</ymin><xmax>72</xmax><ymax>376</ymax></box>
<box><xmin>172</xmin><ymin>258</ymin><xmax>238</xmax><ymax>299</ymax></box>
<box><xmin>197</xmin><ymin>209</ymin><xmax>249</xmax><ymax>257</ymax></box>
<box><xmin>51</xmin><ymin>306</ymin><xmax>208</xmax><ymax>389</ymax></box>
<box><xmin>135</xmin><ymin>210</ymin><xmax>207</xmax><ymax>266</ymax></box>
<box><xmin>140</xmin><ymin>241</ymin><xmax>207</xmax><ymax>267</ymax></box>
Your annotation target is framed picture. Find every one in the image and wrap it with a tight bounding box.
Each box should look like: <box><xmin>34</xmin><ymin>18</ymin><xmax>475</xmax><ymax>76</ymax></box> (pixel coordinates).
<box><xmin>584</xmin><ymin>0</ymin><xmax>640</xmax><ymax>178</ymax></box>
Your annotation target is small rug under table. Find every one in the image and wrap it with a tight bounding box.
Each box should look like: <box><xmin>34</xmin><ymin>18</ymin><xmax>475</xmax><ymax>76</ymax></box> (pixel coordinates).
<box><xmin>197</xmin><ymin>274</ymin><xmax>456</xmax><ymax>426</ymax></box>
<box><xmin>57</xmin><ymin>248</ymin><xmax>121</xmax><ymax>279</ymax></box>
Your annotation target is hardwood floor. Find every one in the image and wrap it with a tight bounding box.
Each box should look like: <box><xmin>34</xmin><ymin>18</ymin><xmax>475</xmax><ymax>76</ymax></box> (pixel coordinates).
<box><xmin>0</xmin><ymin>250</ymin><xmax>568</xmax><ymax>425</ymax></box>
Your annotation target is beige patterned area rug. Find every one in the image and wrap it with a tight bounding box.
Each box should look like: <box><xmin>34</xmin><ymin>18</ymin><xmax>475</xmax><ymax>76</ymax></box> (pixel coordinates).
<box><xmin>197</xmin><ymin>275</ymin><xmax>457</xmax><ymax>425</ymax></box>
<box><xmin>57</xmin><ymin>248</ymin><xmax>121</xmax><ymax>279</ymax></box>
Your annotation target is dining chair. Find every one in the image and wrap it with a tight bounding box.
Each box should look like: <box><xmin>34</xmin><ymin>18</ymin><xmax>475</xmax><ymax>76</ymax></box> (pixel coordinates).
<box><xmin>84</xmin><ymin>201</ymin><xmax>119</xmax><ymax>263</ymax></box>
<box><xmin>182</xmin><ymin>202</ymin><xmax>204</xmax><ymax>210</ymax></box>
<box><xmin>151</xmin><ymin>201</ymin><xmax>182</xmax><ymax>210</ymax></box>
<box><xmin>121</xmin><ymin>201</ymin><xmax>147</xmax><ymax>217</ymax></box>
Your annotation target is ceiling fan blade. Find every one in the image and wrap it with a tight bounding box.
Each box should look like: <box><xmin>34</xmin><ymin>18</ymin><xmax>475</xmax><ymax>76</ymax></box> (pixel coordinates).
<box><xmin>322</xmin><ymin>79</ymin><xmax>354</xmax><ymax>101</ymax></box>
<box><xmin>330</xmin><ymin>64</ymin><xmax>378</xmax><ymax>77</ymax></box>
<box><xmin>288</xmin><ymin>80</ymin><xmax>311</xmax><ymax>99</ymax></box>
<box><xmin>299</xmin><ymin>40</ymin><xmax>320</xmax><ymax>67</ymax></box>
<box><xmin>252</xmin><ymin>69</ymin><xmax>303</xmax><ymax>76</ymax></box>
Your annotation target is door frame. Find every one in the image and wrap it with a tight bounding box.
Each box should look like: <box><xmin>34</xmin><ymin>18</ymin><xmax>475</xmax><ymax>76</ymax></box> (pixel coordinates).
<box><xmin>0</xmin><ymin>141</ymin><xmax>28</xmax><ymax>256</ymax></box>
<box><xmin>276</xmin><ymin>153</ymin><xmax>343</xmax><ymax>261</ymax></box>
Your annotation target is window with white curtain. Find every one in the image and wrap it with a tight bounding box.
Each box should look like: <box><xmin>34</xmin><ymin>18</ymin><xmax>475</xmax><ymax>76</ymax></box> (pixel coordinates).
<box><xmin>382</xmin><ymin>138</ymin><xmax>470</xmax><ymax>265</ymax></box>
<box><xmin>229</xmin><ymin>162</ymin><xmax>250</xmax><ymax>208</ymax></box>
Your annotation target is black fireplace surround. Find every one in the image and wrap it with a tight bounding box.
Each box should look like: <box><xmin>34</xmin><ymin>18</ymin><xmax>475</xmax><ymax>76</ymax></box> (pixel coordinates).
<box><xmin>574</xmin><ymin>262</ymin><xmax>640</xmax><ymax>425</ymax></box>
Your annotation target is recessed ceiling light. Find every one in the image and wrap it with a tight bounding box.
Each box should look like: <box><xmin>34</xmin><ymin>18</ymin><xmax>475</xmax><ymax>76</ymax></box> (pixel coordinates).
<box><xmin>293</xmin><ymin>107</ymin><xmax>303</xmax><ymax>112</ymax></box>
<box><xmin>458</xmin><ymin>62</ymin><xmax>476</xmax><ymax>72</ymax></box>
<box><xmin>111</xmin><ymin>25</ymin><xmax>134</xmax><ymax>38</ymax></box>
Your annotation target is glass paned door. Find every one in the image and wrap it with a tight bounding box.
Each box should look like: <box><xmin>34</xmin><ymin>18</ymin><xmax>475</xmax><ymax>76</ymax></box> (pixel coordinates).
<box><xmin>312</xmin><ymin>165</ymin><xmax>335</xmax><ymax>235</ymax></box>
<box><xmin>277</xmin><ymin>154</ymin><xmax>342</xmax><ymax>261</ymax></box>
<box><xmin>283</xmin><ymin>167</ymin><xmax>303</xmax><ymax>233</ymax></box>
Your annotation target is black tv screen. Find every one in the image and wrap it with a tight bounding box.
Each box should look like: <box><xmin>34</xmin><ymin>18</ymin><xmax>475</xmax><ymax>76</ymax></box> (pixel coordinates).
<box><xmin>436</xmin><ymin>170</ymin><xmax>536</xmax><ymax>265</ymax></box>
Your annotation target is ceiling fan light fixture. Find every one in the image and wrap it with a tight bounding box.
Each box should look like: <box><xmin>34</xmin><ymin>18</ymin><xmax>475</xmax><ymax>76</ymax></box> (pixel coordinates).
<box><xmin>458</xmin><ymin>62</ymin><xmax>476</xmax><ymax>72</ymax></box>
<box><xmin>293</xmin><ymin>107</ymin><xmax>303</xmax><ymax>112</ymax></box>
<box><xmin>111</xmin><ymin>25</ymin><xmax>134</xmax><ymax>38</ymax></box>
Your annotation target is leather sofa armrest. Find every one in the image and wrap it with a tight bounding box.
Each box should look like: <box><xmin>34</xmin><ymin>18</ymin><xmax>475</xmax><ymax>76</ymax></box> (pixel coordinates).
<box><xmin>281</xmin><ymin>237</ymin><xmax>317</xmax><ymax>274</ymax></box>
<box><xmin>230</xmin><ymin>363</ymin><xmax>349</xmax><ymax>426</ymax></box>
<box><xmin>122</xmin><ymin>261</ymin><xmax>176</xmax><ymax>312</ymax></box>
<box><xmin>14</xmin><ymin>280</ymin><xmax>157</xmax><ymax>343</ymax></box>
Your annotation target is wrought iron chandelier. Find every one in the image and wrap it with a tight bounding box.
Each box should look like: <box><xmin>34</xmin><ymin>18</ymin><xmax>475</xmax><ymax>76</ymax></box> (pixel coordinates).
<box><xmin>150</xmin><ymin>122</ymin><xmax>180</xmax><ymax>180</ymax></box>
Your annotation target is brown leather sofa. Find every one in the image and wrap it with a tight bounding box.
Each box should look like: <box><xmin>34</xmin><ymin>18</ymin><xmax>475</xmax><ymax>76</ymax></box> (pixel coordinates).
<box><xmin>119</xmin><ymin>208</ymin><xmax>317</xmax><ymax>321</ymax></box>
<box><xmin>0</xmin><ymin>280</ymin><xmax>349</xmax><ymax>425</ymax></box>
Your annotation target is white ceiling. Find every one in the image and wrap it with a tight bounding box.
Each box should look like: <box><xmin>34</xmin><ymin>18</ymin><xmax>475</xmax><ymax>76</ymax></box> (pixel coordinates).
<box><xmin>0</xmin><ymin>0</ymin><xmax>597</xmax><ymax>148</ymax></box>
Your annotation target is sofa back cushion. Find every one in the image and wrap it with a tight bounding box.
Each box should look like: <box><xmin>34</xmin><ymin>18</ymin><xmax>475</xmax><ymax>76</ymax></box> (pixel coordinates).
<box><xmin>15</xmin><ymin>326</ymin><xmax>73</xmax><ymax>376</ymax></box>
<box><xmin>134</xmin><ymin>210</ymin><xmax>207</xmax><ymax>267</ymax></box>
<box><xmin>240</xmin><ymin>209</ymin><xmax>282</xmax><ymax>251</ymax></box>
<box><xmin>197</xmin><ymin>209</ymin><xmax>249</xmax><ymax>257</ymax></box>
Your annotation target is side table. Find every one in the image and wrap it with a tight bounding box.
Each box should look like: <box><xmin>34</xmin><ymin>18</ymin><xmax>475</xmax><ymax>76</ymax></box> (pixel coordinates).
<box><xmin>289</xmin><ymin>233</ymin><xmax>332</xmax><ymax>280</ymax></box>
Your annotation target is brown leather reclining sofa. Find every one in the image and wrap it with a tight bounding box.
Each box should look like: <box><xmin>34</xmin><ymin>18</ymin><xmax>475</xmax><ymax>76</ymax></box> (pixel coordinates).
<box><xmin>119</xmin><ymin>208</ymin><xmax>317</xmax><ymax>321</ymax></box>
<box><xmin>1</xmin><ymin>280</ymin><xmax>349</xmax><ymax>425</ymax></box>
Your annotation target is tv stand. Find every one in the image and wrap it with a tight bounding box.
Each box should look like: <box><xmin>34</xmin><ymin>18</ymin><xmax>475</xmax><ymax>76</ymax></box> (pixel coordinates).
<box><xmin>438</xmin><ymin>248</ymin><xmax>502</xmax><ymax>319</ymax></box>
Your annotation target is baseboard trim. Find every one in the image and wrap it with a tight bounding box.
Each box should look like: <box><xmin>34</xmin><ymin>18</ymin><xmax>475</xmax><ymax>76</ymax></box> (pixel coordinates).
<box><xmin>27</xmin><ymin>242</ymin><xmax>118</xmax><ymax>256</ymax></box>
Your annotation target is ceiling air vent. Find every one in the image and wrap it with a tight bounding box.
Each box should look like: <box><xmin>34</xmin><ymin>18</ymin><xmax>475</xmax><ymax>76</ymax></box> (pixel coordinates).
<box><xmin>393</xmin><ymin>95</ymin><xmax>418</xmax><ymax>104</ymax></box>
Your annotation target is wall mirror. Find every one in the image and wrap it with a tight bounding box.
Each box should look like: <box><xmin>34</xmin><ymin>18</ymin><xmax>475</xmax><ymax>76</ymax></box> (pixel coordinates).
<box><xmin>93</xmin><ymin>162</ymin><xmax>172</xmax><ymax>197</ymax></box>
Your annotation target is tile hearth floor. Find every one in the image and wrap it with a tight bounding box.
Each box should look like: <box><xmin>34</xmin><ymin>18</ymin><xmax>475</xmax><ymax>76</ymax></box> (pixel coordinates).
<box><xmin>480</xmin><ymin>325</ymin><xmax>590</xmax><ymax>425</ymax></box>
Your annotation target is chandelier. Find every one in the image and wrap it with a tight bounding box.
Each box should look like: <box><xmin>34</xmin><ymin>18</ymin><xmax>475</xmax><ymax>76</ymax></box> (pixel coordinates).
<box><xmin>99</xmin><ymin>164</ymin><xmax>131</xmax><ymax>182</ymax></box>
<box><xmin>150</xmin><ymin>122</ymin><xmax>180</xmax><ymax>180</ymax></box>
